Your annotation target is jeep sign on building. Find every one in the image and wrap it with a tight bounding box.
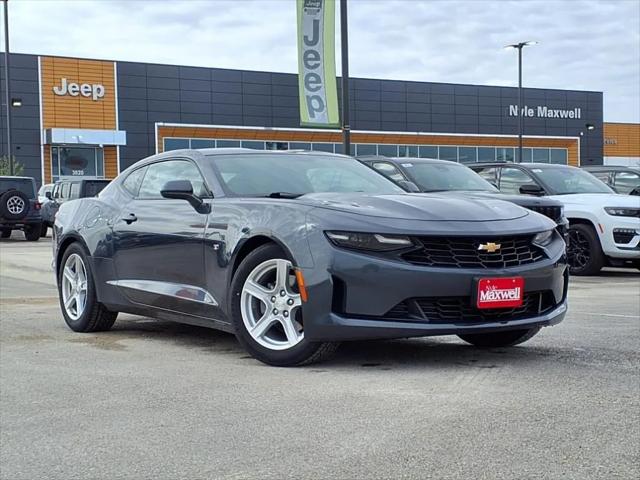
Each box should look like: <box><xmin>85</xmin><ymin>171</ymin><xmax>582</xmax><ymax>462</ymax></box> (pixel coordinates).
<box><xmin>0</xmin><ymin>52</ymin><xmax>625</xmax><ymax>187</ymax></box>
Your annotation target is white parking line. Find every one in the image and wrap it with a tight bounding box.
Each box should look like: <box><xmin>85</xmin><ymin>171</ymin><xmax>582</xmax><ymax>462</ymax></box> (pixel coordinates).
<box><xmin>572</xmin><ymin>311</ymin><xmax>639</xmax><ymax>319</ymax></box>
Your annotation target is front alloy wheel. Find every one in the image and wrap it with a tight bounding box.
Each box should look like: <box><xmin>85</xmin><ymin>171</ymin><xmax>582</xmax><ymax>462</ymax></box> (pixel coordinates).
<box><xmin>230</xmin><ymin>243</ymin><xmax>338</xmax><ymax>366</ymax></box>
<box><xmin>241</xmin><ymin>258</ymin><xmax>304</xmax><ymax>350</ymax></box>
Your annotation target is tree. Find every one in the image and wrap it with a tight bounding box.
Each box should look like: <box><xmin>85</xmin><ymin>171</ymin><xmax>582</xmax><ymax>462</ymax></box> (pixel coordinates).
<box><xmin>0</xmin><ymin>155</ymin><xmax>24</xmax><ymax>176</ymax></box>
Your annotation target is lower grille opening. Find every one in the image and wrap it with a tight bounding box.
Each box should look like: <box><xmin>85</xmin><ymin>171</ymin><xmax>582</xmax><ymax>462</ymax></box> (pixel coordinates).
<box><xmin>383</xmin><ymin>291</ymin><xmax>557</xmax><ymax>323</ymax></box>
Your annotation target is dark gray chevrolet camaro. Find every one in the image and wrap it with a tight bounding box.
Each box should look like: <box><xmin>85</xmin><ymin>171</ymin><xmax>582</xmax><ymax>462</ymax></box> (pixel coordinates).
<box><xmin>53</xmin><ymin>149</ymin><xmax>568</xmax><ymax>366</ymax></box>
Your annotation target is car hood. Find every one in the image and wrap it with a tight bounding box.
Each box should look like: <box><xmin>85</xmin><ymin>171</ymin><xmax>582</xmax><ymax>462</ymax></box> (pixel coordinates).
<box><xmin>300</xmin><ymin>192</ymin><xmax>528</xmax><ymax>222</ymax></box>
<box><xmin>548</xmin><ymin>193</ymin><xmax>640</xmax><ymax>207</ymax></box>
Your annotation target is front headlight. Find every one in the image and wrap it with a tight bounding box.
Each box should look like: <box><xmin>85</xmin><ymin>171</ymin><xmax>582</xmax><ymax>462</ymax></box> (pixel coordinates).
<box><xmin>533</xmin><ymin>230</ymin><xmax>554</xmax><ymax>247</ymax></box>
<box><xmin>325</xmin><ymin>231</ymin><xmax>414</xmax><ymax>251</ymax></box>
<box><xmin>604</xmin><ymin>207</ymin><xmax>640</xmax><ymax>218</ymax></box>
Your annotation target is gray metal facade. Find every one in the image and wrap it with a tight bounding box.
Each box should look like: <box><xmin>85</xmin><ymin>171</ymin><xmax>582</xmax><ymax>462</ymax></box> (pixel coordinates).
<box><xmin>1</xmin><ymin>53</ymin><xmax>604</xmax><ymax>186</ymax></box>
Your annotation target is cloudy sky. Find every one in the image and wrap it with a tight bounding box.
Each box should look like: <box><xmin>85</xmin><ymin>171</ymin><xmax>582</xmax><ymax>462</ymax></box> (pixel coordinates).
<box><xmin>6</xmin><ymin>0</ymin><xmax>639</xmax><ymax>122</ymax></box>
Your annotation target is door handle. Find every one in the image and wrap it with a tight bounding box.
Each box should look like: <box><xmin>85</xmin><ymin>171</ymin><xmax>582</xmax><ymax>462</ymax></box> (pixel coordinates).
<box><xmin>122</xmin><ymin>213</ymin><xmax>138</xmax><ymax>224</ymax></box>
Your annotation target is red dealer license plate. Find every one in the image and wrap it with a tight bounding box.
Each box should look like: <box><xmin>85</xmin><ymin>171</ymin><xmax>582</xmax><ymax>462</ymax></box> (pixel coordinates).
<box><xmin>476</xmin><ymin>277</ymin><xmax>525</xmax><ymax>309</ymax></box>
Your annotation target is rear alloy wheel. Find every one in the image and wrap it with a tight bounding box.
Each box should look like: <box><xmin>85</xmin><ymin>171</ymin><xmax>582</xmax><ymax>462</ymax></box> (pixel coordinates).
<box><xmin>230</xmin><ymin>244</ymin><xmax>338</xmax><ymax>366</ymax></box>
<box><xmin>458</xmin><ymin>327</ymin><xmax>541</xmax><ymax>348</ymax></box>
<box><xmin>58</xmin><ymin>243</ymin><xmax>117</xmax><ymax>332</ymax></box>
<box><xmin>567</xmin><ymin>223</ymin><xmax>604</xmax><ymax>275</ymax></box>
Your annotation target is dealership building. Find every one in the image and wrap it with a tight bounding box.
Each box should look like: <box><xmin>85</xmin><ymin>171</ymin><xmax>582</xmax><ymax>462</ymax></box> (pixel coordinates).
<box><xmin>0</xmin><ymin>52</ymin><xmax>638</xmax><ymax>186</ymax></box>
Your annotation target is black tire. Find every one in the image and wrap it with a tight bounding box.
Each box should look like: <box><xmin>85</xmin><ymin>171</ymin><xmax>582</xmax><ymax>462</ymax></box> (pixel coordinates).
<box><xmin>40</xmin><ymin>223</ymin><xmax>48</xmax><ymax>237</ymax></box>
<box><xmin>24</xmin><ymin>223</ymin><xmax>41</xmax><ymax>242</ymax></box>
<box><xmin>567</xmin><ymin>223</ymin><xmax>604</xmax><ymax>275</ymax></box>
<box><xmin>458</xmin><ymin>327</ymin><xmax>541</xmax><ymax>348</ymax></box>
<box><xmin>0</xmin><ymin>228</ymin><xmax>11</xmax><ymax>238</ymax></box>
<box><xmin>58</xmin><ymin>243</ymin><xmax>117</xmax><ymax>332</ymax></box>
<box><xmin>0</xmin><ymin>190</ymin><xmax>30</xmax><ymax>220</ymax></box>
<box><xmin>230</xmin><ymin>243</ymin><xmax>338</xmax><ymax>367</ymax></box>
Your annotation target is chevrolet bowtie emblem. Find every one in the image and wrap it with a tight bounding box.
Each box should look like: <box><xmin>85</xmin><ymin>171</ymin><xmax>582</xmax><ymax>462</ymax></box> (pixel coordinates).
<box><xmin>478</xmin><ymin>242</ymin><xmax>501</xmax><ymax>253</ymax></box>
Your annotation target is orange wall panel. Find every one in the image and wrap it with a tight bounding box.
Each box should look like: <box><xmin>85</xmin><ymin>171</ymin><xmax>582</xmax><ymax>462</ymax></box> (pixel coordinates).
<box><xmin>603</xmin><ymin>123</ymin><xmax>640</xmax><ymax>157</ymax></box>
<box><xmin>40</xmin><ymin>56</ymin><xmax>116</xmax><ymax>130</ymax></box>
<box><xmin>104</xmin><ymin>147</ymin><xmax>118</xmax><ymax>179</ymax></box>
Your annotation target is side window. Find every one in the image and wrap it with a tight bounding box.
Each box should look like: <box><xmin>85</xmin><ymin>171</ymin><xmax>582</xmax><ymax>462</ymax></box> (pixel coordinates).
<box><xmin>138</xmin><ymin>160</ymin><xmax>209</xmax><ymax>199</ymax></box>
<box><xmin>590</xmin><ymin>171</ymin><xmax>611</xmax><ymax>184</ymax></box>
<box><xmin>613</xmin><ymin>171</ymin><xmax>640</xmax><ymax>194</ymax></box>
<box><xmin>70</xmin><ymin>183</ymin><xmax>81</xmax><ymax>199</ymax></box>
<box><xmin>372</xmin><ymin>162</ymin><xmax>406</xmax><ymax>182</ymax></box>
<box><xmin>499</xmin><ymin>167</ymin><xmax>538</xmax><ymax>194</ymax></box>
<box><xmin>52</xmin><ymin>184</ymin><xmax>60</xmax><ymax>199</ymax></box>
<box><xmin>474</xmin><ymin>167</ymin><xmax>499</xmax><ymax>186</ymax></box>
<box><xmin>122</xmin><ymin>167</ymin><xmax>147</xmax><ymax>196</ymax></box>
<box><xmin>59</xmin><ymin>183</ymin><xmax>71</xmax><ymax>200</ymax></box>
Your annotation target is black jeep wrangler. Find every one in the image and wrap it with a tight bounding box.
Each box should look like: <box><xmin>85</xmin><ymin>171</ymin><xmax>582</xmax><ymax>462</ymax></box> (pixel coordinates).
<box><xmin>0</xmin><ymin>176</ymin><xmax>44</xmax><ymax>241</ymax></box>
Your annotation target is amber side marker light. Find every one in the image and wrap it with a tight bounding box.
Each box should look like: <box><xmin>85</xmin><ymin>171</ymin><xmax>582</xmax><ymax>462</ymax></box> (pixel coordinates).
<box><xmin>295</xmin><ymin>269</ymin><xmax>308</xmax><ymax>302</ymax></box>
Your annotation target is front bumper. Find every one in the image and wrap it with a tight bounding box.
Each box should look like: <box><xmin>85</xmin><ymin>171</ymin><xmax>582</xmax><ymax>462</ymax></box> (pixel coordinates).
<box><xmin>302</xmin><ymin>242</ymin><xmax>568</xmax><ymax>342</ymax></box>
<box><xmin>600</xmin><ymin>217</ymin><xmax>640</xmax><ymax>259</ymax></box>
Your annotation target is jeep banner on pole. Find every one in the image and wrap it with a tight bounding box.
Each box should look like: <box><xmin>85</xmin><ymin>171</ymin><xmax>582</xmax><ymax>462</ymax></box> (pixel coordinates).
<box><xmin>296</xmin><ymin>0</ymin><xmax>339</xmax><ymax>127</ymax></box>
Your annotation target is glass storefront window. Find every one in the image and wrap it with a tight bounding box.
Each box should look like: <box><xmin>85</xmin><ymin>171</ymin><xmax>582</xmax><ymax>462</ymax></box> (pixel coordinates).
<box><xmin>377</xmin><ymin>144</ymin><xmax>398</xmax><ymax>157</ymax></box>
<box><xmin>477</xmin><ymin>147</ymin><xmax>495</xmax><ymax>162</ymax></box>
<box><xmin>549</xmin><ymin>149</ymin><xmax>568</xmax><ymax>164</ymax></box>
<box><xmin>217</xmin><ymin>140</ymin><xmax>241</xmax><ymax>148</ymax></box>
<box><xmin>497</xmin><ymin>147</ymin><xmax>515</xmax><ymax>162</ymax></box>
<box><xmin>419</xmin><ymin>145</ymin><xmax>438</xmax><ymax>158</ymax></box>
<box><xmin>334</xmin><ymin>143</ymin><xmax>344</xmax><ymax>154</ymax></box>
<box><xmin>164</xmin><ymin>138</ymin><xmax>190</xmax><ymax>151</ymax></box>
<box><xmin>311</xmin><ymin>143</ymin><xmax>334</xmax><ymax>152</ymax></box>
<box><xmin>266</xmin><ymin>142</ymin><xmax>288</xmax><ymax>150</ymax></box>
<box><xmin>290</xmin><ymin>142</ymin><xmax>311</xmax><ymax>150</ymax></box>
<box><xmin>356</xmin><ymin>144</ymin><xmax>377</xmax><ymax>156</ymax></box>
<box><xmin>438</xmin><ymin>146</ymin><xmax>457</xmax><ymax>161</ymax></box>
<box><xmin>398</xmin><ymin>145</ymin><xmax>419</xmax><ymax>157</ymax></box>
<box><xmin>458</xmin><ymin>147</ymin><xmax>477</xmax><ymax>163</ymax></box>
<box><xmin>532</xmin><ymin>148</ymin><xmax>550</xmax><ymax>163</ymax></box>
<box><xmin>191</xmin><ymin>139</ymin><xmax>215</xmax><ymax>149</ymax></box>
<box><xmin>96</xmin><ymin>149</ymin><xmax>104</xmax><ymax>177</ymax></box>
<box><xmin>241</xmin><ymin>141</ymin><xmax>265</xmax><ymax>150</ymax></box>
<box><xmin>52</xmin><ymin>146</ymin><xmax>104</xmax><ymax>182</ymax></box>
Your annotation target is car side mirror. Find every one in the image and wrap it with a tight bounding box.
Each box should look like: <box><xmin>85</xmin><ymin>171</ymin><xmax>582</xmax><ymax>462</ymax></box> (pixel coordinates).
<box><xmin>397</xmin><ymin>180</ymin><xmax>421</xmax><ymax>193</ymax></box>
<box><xmin>519</xmin><ymin>184</ymin><xmax>545</xmax><ymax>196</ymax></box>
<box><xmin>45</xmin><ymin>191</ymin><xmax>52</xmax><ymax>200</ymax></box>
<box><xmin>161</xmin><ymin>180</ymin><xmax>211</xmax><ymax>214</ymax></box>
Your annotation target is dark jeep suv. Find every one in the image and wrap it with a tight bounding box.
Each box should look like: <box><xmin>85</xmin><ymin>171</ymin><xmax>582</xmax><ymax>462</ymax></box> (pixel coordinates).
<box><xmin>0</xmin><ymin>176</ymin><xmax>43</xmax><ymax>241</ymax></box>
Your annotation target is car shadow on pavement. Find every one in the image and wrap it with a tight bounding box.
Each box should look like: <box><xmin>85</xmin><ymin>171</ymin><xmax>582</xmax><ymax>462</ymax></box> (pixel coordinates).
<box><xmin>97</xmin><ymin>316</ymin><xmax>560</xmax><ymax>369</ymax></box>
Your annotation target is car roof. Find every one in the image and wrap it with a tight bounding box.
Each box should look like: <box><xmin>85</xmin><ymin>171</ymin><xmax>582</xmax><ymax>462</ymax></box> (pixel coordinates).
<box><xmin>193</xmin><ymin>147</ymin><xmax>346</xmax><ymax>157</ymax></box>
<box><xmin>358</xmin><ymin>155</ymin><xmax>458</xmax><ymax>165</ymax></box>
<box><xmin>472</xmin><ymin>162</ymin><xmax>574</xmax><ymax>169</ymax></box>
<box><xmin>0</xmin><ymin>176</ymin><xmax>34</xmax><ymax>180</ymax></box>
<box><xmin>583</xmin><ymin>165</ymin><xmax>640</xmax><ymax>172</ymax></box>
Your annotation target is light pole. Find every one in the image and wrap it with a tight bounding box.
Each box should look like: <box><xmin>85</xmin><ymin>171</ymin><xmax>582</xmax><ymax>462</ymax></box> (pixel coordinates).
<box><xmin>340</xmin><ymin>0</ymin><xmax>351</xmax><ymax>156</ymax></box>
<box><xmin>2</xmin><ymin>0</ymin><xmax>12</xmax><ymax>174</ymax></box>
<box><xmin>505</xmin><ymin>41</ymin><xmax>538</xmax><ymax>163</ymax></box>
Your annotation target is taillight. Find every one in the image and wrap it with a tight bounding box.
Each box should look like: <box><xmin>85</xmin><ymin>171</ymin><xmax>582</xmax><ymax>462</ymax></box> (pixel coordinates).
<box><xmin>34</xmin><ymin>201</ymin><xmax>42</xmax><ymax>210</ymax></box>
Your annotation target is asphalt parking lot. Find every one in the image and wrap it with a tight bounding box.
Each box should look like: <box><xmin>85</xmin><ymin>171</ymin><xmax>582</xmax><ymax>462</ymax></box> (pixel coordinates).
<box><xmin>1</xmin><ymin>234</ymin><xmax>638</xmax><ymax>480</ymax></box>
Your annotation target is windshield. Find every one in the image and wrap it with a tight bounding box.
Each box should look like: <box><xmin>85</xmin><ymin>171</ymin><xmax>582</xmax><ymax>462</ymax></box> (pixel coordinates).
<box><xmin>402</xmin><ymin>162</ymin><xmax>498</xmax><ymax>192</ymax></box>
<box><xmin>209</xmin><ymin>154</ymin><xmax>404</xmax><ymax>196</ymax></box>
<box><xmin>534</xmin><ymin>167</ymin><xmax>614</xmax><ymax>194</ymax></box>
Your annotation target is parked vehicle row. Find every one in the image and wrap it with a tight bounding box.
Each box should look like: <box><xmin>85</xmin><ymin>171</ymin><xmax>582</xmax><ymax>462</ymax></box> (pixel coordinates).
<box><xmin>582</xmin><ymin>165</ymin><xmax>640</xmax><ymax>195</ymax></box>
<box><xmin>53</xmin><ymin>149</ymin><xmax>568</xmax><ymax>366</ymax></box>
<box><xmin>468</xmin><ymin>162</ymin><xmax>640</xmax><ymax>275</ymax></box>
